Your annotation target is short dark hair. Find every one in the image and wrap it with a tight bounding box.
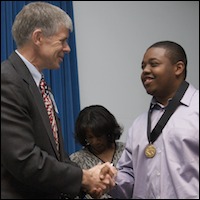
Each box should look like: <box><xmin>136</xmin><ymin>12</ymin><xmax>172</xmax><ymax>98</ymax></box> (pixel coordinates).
<box><xmin>74</xmin><ymin>105</ymin><xmax>123</xmax><ymax>146</ymax></box>
<box><xmin>148</xmin><ymin>41</ymin><xmax>187</xmax><ymax>79</ymax></box>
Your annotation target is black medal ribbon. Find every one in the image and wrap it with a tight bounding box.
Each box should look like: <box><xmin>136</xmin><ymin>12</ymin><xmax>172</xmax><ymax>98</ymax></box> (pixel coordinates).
<box><xmin>147</xmin><ymin>81</ymin><xmax>189</xmax><ymax>144</ymax></box>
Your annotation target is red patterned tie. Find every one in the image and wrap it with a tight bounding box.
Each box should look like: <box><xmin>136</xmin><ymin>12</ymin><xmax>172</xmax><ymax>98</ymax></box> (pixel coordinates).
<box><xmin>39</xmin><ymin>76</ymin><xmax>59</xmax><ymax>151</ymax></box>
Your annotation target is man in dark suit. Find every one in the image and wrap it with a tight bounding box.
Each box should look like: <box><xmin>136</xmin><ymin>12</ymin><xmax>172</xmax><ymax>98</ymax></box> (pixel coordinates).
<box><xmin>1</xmin><ymin>2</ymin><xmax>116</xmax><ymax>199</ymax></box>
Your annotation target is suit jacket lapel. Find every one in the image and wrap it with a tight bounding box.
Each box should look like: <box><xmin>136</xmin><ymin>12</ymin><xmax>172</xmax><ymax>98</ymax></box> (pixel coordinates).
<box><xmin>8</xmin><ymin>52</ymin><xmax>61</xmax><ymax>159</ymax></box>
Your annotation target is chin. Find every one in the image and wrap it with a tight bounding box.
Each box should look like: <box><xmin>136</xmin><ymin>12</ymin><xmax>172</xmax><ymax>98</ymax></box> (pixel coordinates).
<box><xmin>146</xmin><ymin>89</ymin><xmax>154</xmax><ymax>95</ymax></box>
<box><xmin>52</xmin><ymin>64</ymin><xmax>60</xmax><ymax>69</ymax></box>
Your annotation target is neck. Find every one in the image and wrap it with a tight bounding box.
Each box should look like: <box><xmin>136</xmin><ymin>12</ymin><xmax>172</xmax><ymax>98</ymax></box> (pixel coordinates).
<box><xmin>155</xmin><ymin>81</ymin><xmax>185</xmax><ymax>106</ymax></box>
<box><xmin>89</xmin><ymin>143</ymin><xmax>116</xmax><ymax>163</ymax></box>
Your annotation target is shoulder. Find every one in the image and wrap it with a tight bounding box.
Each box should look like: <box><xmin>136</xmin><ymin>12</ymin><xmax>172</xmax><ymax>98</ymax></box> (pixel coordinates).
<box><xmin>70</xmin><ymin>147</ymin><xmax>93</xmax><ymax>162</ymax></box>
<box><xmin>70</xmin><ymin>148</ymin><xmax>87</xmax><ymax>159</ymax></box>
<box><xmin>70</xmin><ymin>148</ymin><xmax>99</xmax><ymax>169</ymax></box>
<box><xmin>182</xmin><ymin>83</ymin><xmax>199</xmax><ymax>111</ymax></box>
<box><xmin>1</xmin><ymin>51</ymin><xmax>22</xmax><ymax>69</ymax></box>
<box><xmin>115</xmin><ymin>141</ymin><xmax>125</xmax><ymax>153</ymax></box>
<box><xmin>116</xmin><ymin>141</ymin><xmax>125</xmax><ymax>148</ymax></box>
<box><xmin>130</xmin><ymin>111</ymin><xmax>148</xmax><ymax>128</ymax></box>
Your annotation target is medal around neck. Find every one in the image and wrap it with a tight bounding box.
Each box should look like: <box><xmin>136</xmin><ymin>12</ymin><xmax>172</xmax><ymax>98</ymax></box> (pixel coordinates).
<box><xmin>145</xmin><ymin>144</ymin><xmax>156</xmax><ymax>158</ymax></box>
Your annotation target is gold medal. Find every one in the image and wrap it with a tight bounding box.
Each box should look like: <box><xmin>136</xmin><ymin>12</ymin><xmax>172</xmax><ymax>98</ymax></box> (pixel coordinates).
<box><xmin>145</xmin><ymin>144</ymin><xmax>156</xmax><ymax>158</ymax></box>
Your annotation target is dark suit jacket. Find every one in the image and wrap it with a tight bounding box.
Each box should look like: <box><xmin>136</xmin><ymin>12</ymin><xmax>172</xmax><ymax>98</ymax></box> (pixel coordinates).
<box><xmin>1</xmin><ymin>52</ymin><xmax>82</xmax><ymax>199</ymax></box>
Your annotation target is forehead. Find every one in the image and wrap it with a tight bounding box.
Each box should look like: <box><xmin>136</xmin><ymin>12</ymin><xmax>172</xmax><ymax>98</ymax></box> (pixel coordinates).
<box><xmin>85</xmin><ymin>128</ymin><xmax>94</xmax><ymax>136</ymax></box>
<box><xmin>53</xmin><ymin>26</ymin><xmax>70</xmax><ymax>39</ymax></box>
<box><xmin>143</xmin><ymin>47</ymin><xmax>167</xmax><ymax>60</ymax></box>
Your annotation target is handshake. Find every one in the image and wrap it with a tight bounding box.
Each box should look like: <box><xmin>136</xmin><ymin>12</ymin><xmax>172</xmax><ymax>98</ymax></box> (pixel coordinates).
<box><xmin>82</xmin><ymin>162</ymin><xmax>117</xmax><ymax>198</ymax></box>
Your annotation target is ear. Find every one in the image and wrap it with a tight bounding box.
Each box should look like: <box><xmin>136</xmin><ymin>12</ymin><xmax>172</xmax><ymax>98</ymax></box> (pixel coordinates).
<box><xmin>32</xmin><ymin>29</ymin><xmax>43</xmax><ymax>46</ymax></box>
<box><xmin>174</xmin><ymin>61</ymin><xmax>185</xmax><ymax>76</ymax></box>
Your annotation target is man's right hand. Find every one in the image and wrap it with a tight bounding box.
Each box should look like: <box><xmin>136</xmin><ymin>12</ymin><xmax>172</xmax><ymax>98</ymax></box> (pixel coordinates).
<box><xmin>81</xmin><ymin>162</ymin><xmax>117</xmax><ymax>198</ymax></box>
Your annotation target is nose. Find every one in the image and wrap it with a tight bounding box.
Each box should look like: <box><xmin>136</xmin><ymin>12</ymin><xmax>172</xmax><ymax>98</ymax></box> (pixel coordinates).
<box><xmin>141</xmin><ymin>64</ymin><xmax>151</xmax><ymax>81</ymax></box>
<box><xmin>63</xmin><ymin>43</ymin><xmax>71</xmax><ymax>53</ymax></box>
<box><xmin>90</xmin><ymin>137</ymin><xmax>103</xmax><ymax>145</ymax></box>
<box><xmin>142</xmin><ymin>64</ymin><xmax>152</xmax><ymax>77</ymax></box>
<box><xmin>142</xmin><ymin>63</ymin><xmax>151</xmax><ymax>72</ymax></box>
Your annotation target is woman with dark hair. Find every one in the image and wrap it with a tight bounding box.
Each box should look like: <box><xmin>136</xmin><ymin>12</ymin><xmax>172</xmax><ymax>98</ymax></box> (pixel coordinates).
<box><xmin>70</xmin><ymin>105</ymin><xmax>125</xmax><ymax>199</ymax></box>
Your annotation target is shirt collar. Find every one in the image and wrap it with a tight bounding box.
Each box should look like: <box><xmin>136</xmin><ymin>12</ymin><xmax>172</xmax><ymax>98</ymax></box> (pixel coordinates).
<box><xmin>150</xmin><ymin>83</ymin><xmax>194</xmax><ymax>109</ymax></box>
<box><xmin>15</xmin><ymin>50</ymin><xmax>42</xmax><ymax>87</ymax></box>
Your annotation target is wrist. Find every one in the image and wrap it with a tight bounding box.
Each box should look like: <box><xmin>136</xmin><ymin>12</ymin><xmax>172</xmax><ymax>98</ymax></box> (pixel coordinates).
<box><xmin>81</xmin><ymin>169</ymin><xmax>92</xmax><ymax>192</ymax></box>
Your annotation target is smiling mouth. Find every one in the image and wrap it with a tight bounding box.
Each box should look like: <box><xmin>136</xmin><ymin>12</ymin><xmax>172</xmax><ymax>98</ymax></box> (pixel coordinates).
<box><xmin>144</xmin><ymin>78</ymin><xmax>154</xmax><ymax>85</ymax></box>
<box><xmin>58</xmin><ymin>57</ymin><xmax>63</xmax><ymax>62</ymax></box>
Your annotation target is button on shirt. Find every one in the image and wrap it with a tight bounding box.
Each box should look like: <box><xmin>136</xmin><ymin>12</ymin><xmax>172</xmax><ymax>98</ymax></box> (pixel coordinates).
<box><xmin>109</xmin><ymin>84</ymin><xmax>199</xmax><ymax>199</ymax></box>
